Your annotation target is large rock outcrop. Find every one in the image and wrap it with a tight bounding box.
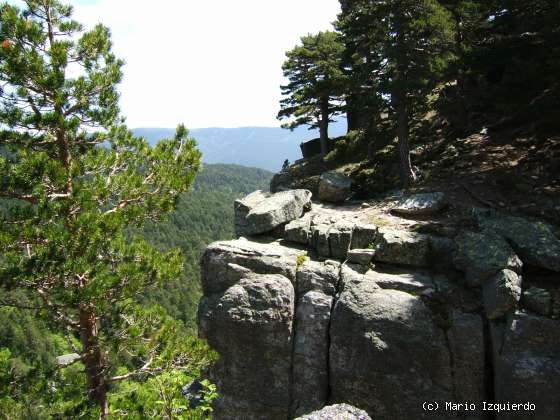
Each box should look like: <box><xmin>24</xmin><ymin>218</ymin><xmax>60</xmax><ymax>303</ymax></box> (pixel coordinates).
<box><xmin>492</xmin><ymin>312</ymin><xmax>560</xmax><ymax>419</ymax></box>
<box><xmin>234</xmin><ymin>189</ymin><xmax>312</xmax><ymax>237</ymax></box>
<box><xmin>198</xmin><ymin>190</ymin><xmax>560</xmax><ymax>420</ymax></box>
<box><xmin>480</xmin><ymin>215</ymin><xmax>560</xmax><ymax>272</ymax></box>
<box><xmin>329</xmin><ymin>268</ymin><xmax>454</xmax><ymax>419</ymax></box>
<box><xmin>198</xmin><ymin>240</ymin><xmax>303</xmax><ymax>419</ymax></box>
<box><xmin>453</xmin><ymin>230</ymin><xmax>523</xmax><ymax>287</ymax></box>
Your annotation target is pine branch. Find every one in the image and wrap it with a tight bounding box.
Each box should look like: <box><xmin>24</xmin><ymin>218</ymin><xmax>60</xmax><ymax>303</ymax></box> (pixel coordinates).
<box><xmin>107</xmin><ymin>355</ymin><xmax>161</xmax><ymax>383</ymax></box>
<box><xmin>0</xmin><ymin>192</ymin><xmax>38</xmax><ymax>204</ymax></box>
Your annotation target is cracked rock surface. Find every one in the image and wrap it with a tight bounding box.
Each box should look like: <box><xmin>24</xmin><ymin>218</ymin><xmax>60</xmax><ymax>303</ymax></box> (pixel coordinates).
<box><xmin>198</xmin><ymin>190</ymin><xmax>560</xmax><ymax>419</ymax></box>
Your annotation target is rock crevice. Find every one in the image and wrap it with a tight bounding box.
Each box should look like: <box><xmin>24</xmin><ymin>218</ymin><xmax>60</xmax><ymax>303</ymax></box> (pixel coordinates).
<box><xmin>198</xmin><ymin>190</ymin><xmax>560</xmax><ymax>419</ymax></box>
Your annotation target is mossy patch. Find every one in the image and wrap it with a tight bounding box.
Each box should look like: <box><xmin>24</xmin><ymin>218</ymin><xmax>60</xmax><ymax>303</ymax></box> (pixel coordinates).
<box><xmin>296</xmin><ymin>253</ymin><xmax>308</xmax><ymax>269</ymax></box>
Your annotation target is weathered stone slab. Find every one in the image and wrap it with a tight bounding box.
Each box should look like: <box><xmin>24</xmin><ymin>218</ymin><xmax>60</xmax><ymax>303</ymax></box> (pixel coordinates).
<box><xmin>392</xmin><ymin>192</ymin><xmax>447</xmax><ymax>216</ymax></box>
<box><xmin>295</xmin><ymin>404</ymin><xmax>372</xmax><ymax>420</ymax></box>
<box><xmin>447</xmin><ymin>312</ymin><xmax>485</xmax><ymax>410</ymax></box>
<box><xmin>364</xmin><ymin>269</ymin><xmax>434</xmax><ymax>294</ymax></box>
<box><xmin>234</xmin><ymin>190</ymin><xmax>268</xmax><ymax>235</ymax></box>
<box><xmin>296</xmin><ymin>259</ymin><xmax>340</xmax><ymax>297</ymax></box>
<box><xmin>347</xmin><ymin>249</ymin><xmax>375</xmax><ymax>265</ymax></box>
<box><xmin>318</xmin><ymin>171</ymin><xmax>352</xmax><ymax>203</ymax></box>
<box><xmin>493</xmin><ymin>312</ymin><xmax>560</xmax><ymax>419</ymax></box>
<box><xmin>480</xmin><ymin>216</ymin><xmax>560</xmax><ymax>272</ymax></box>
<box><xmin>372</xmin><ymin>227</ymin><xmax>430</xmax><ymax>267</ymax></box>
<box><xmin>285</xmin><ymin>214</ymin><xmax>312</xmax><ymax>245</ymax></box>
<box><xmin>235</xmin><ymin>189</ymin><xmax>312</xmax><ymax>236</ymax></box>
<box><xmin>350</xmin><ymin>223</ymin><xmax>377</xmax><ymax>249</ymax></box>
<box><xmin>311</xmin><ymin>224</ymin><xmax>331</xmax><ymax>258</ymax></box>
<box><xmin>291</xmin><ymin>290</ymin><xmax>333</xmax><ymax>417</ymax></box>
<box><xmin>200</xmin><ymin>239</ymin><xmax>303</xmax><ymax>295</ymax></box>
<box><xmin>328</xmin><ymin>221</ymin><xmax>354</xmax><ymax>260</ymax></box>
<box><xmin>339</xmin><ymin>263</ymin><xmax>370</xmax><ymax>290</ymax></box>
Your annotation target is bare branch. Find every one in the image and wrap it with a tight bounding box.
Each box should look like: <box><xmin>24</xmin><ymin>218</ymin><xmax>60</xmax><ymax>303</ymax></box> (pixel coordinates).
<box><xmin>103</xmin><ymin>187</ymin><xmax>162</xmax><ymax>216</ymax></box>
<box><xmin>107</xmin><ymin>355</ymin><xmax>161</xmax><ymax>383</ymax></box>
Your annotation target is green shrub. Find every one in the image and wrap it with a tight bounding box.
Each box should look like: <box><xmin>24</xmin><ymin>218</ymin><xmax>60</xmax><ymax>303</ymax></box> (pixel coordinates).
<box><xmin>325</xmin><ymin>130</ymin><xmax>368</xmax><ymax>164</ymax></box>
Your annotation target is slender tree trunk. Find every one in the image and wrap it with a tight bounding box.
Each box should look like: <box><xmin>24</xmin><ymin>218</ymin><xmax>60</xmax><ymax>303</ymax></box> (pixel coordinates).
<box><xmin>319</xmin><ymin>97</ymin><xmax>329</xmax><ymax>158</ymax></box>
<box><xmin>452</xmin><ymin>10</ymin><xmax>468</xmax><ymax>133</ymax></box>
<box><xmin>395</xmin><ymin>91</ymin><xmax>415</xmax><ymax>186</ymax></box>
<box><xmin>346</xmin><ymin>93</ymin><xmax>358</xmax><ymax>132</ymax></box>
<box><xmin>79</xmin><ymin>306</ymin><xmax>109</xmax><ymax>418</ymax></box>
<box><xmin>394</xmin><ymin>17</ymin><xmax>416</xmax><ymax>187</ymax></box>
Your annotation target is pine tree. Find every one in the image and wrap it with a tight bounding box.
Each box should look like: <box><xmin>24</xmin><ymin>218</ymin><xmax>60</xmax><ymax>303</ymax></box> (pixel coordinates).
<box><xmin>0</xmin><ymin>1</ymin><xmax>202</xmax><ymax>417</ymax></box>
<box><xmin>336</xmin><ymin>0</ymin><xmax>388</xmax><ymax>134</ymax></box>
<box><xmin>336</xmin><ymin>0</ymin><xmax>455</xmax><ymax>185</ymax></box>
<box><xmin>277</xmin><ymin>31</ymin><xmax>346</xmax><ymax>158</ymax></box>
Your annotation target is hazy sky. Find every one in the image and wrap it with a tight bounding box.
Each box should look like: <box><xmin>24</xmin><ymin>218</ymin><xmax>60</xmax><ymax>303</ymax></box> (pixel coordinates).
<box><xmin>61</xmin><ymin>0</ymin><xmax>341</xmax><ymax>129</ymax></box>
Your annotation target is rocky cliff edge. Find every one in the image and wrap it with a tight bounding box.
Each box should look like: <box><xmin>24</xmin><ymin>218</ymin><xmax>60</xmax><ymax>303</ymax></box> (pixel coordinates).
<box><xmin>198</xmin><ymin>189</ymin><xmax>560</xmax><ymax>419</ymax></box>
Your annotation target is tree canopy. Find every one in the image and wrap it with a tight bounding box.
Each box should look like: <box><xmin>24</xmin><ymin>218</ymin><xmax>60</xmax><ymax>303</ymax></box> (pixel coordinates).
<box><xmin>281</xmin><ymin>0</ymin><xmax>559</xmax><ymax>187</ymax></box>
<box><xmin>277</xmin><ymin>31</ymin><xmax>346</xmax><ymax>158</ymax></box>
<box><xmin>0</xmin><ymin>1</ymin><xmax>207</xmax><ymax>417</ymax></box>
<box><xmin>337</xmin><ymin>0</ymin><xmax>456</xmax><ymax>184</ymax></box>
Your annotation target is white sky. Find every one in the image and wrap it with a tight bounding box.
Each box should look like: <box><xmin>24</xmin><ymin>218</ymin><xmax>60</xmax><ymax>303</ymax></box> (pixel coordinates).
<box><xmin>65</xmin><ymin>0</ymin><xmax>341</xmax><ymax>129</ymax></box>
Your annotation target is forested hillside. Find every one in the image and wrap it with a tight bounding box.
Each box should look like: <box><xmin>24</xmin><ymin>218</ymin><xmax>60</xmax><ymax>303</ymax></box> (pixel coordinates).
<box><xmin>142</xmin><ymin>164</ymin><xmax>272</xmax><ymax>331</ymax></box>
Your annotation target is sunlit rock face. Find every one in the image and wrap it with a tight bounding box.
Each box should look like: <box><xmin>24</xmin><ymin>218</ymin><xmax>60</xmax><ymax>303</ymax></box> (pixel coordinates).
<box><xmin>234</xmin><ymin>189</ymin><xmax>312</xmax><ymax>237</ymax></box>
<box><xmin>198</xmin><ymin>189</ymin><xmax>560</xmax><ymax>420</ymax></box>
<box><xmin>329</xmin><ymin>271</ymin><xmax>454</xmax><ymax>419</ymax></box>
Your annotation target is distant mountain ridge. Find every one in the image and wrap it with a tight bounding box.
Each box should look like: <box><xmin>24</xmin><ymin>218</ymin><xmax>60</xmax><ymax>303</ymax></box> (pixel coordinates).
<box><xmin>133</xmin><ymin>120</ymin><xmax>347</xmax><ymax>172</ymax></box>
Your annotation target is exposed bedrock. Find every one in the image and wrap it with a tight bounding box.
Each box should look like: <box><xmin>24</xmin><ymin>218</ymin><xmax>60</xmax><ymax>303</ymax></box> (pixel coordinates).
<box><xmin>198</xmin><ymin>190</ymin><xmax>560</xmax><ymax>419</ymax></box>
<box><xmin>198</xmin><ymin>272</ymin><xmax>294</xmax><ymax>419</ymax></box>
<box><xmin>391</xmin><ymin>192</ymin><xmax>447</xmax><ymax>216</ymax></box>
<box><xmin>329</xmin><ymin>268</ymin><xmax>454</xmax><ymax>419</ymax></box>
<box><xmin>489</xmin><ymin>312</ymin><xmax>560</xmax><ymax>419</ymax></box>
<box><xmin>198</xmin><ymin>239</ymin><xmax>303</xmax><ymax>419</ymax></box>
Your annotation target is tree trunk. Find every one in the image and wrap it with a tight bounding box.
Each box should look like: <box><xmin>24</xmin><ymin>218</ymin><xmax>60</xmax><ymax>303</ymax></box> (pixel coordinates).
<box><xmin>395</xmin><ymin>89</ymin><xmax>416</xmax><ymax>186</ymax></box>
<box><xmin>346</xmin><ymin>93</ymin><xmax>359</xmax><ymax>132</ymax></box>
<box><xmin>394</xmin><ymin>17</ymin><xmax>416</xmax><ymax>187</ymax></box>
<box><xmin>79</xmin><ymin>306</ymin><xmax>109</xmax><ymax>418</ymax></box>
<box><xmin>453</xmin><ymin>10</ymin><xmax>468</xmax><ymax>133</ymax></box>
<box><xmin>319</xmin><ymin>97</ymin><xmax>329</xmax><ymax>158</ymax></box>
